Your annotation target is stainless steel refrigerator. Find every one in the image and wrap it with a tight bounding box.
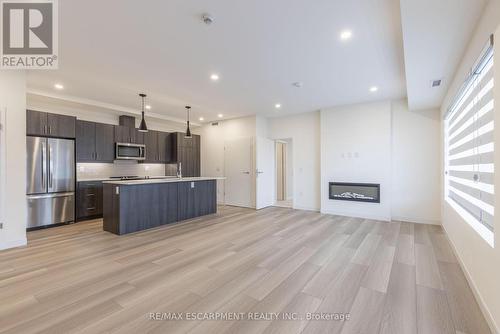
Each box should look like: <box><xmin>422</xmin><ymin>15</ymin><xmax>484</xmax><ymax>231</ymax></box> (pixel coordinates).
<box><xmin>26</xmin><ymin>137</ymin><xmax>75</xmax><ymax>229</ymax></box>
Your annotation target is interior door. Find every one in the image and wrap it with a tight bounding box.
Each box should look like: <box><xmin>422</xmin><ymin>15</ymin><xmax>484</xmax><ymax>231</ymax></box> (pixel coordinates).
<box><xmin>256</xmin><ymin>137</ymin><xmax>275</xmax><ymax>209</ymax></box>
<box><xmin>48</xmin><ymin>138</ymin><xmax>75</xmax><ymax>193</ymax></box>
<box><xmin>224</xmin><ymin>137</ymin><xmax>254</xmax><ymax>208</ymax></box>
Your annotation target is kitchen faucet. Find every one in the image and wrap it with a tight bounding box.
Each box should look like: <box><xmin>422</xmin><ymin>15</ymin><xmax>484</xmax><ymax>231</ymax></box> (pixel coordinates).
<box><xmin>177</xmin><ymin>162</ymin><xmax>182</xmax><ymax>178</ymax></box>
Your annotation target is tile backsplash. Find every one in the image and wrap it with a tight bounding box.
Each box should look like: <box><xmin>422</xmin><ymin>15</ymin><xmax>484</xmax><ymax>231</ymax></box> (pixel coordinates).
<box><xmin>77</xmin><ymin>161</ymin><xmax>169</xmax><ymax>180</ymax></box>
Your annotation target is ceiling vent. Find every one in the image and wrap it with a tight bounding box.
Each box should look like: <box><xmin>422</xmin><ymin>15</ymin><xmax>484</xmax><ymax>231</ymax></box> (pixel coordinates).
<box><xmin>211</xmin><ymin>122</ymin><xmax>219</xmax><ymax>126</ymax></box>
<box><xmin>431</xmin><ymin>79</ymin><xmax>442</xmax><ymax>88</ymax></box>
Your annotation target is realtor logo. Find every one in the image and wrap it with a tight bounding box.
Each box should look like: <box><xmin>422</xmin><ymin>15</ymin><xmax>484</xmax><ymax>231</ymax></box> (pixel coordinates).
<box><xmin>1</xmin><ymin>0</ymin><xmax>58</xmax><ymax>69</ymax></box>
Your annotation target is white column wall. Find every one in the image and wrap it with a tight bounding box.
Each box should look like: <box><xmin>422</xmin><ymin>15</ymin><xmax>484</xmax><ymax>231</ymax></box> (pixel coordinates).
<box><xmin>0</xmin><ymin>71</ymin><xmax>27</xmax><ymax>250</ymax></box>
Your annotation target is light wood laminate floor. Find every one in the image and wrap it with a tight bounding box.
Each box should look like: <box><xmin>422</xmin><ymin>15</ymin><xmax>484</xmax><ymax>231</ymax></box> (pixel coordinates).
<box><xmin>0</xmin><ymin>206</ymin><xmax>491</xmax><ymax>334</ymax></box>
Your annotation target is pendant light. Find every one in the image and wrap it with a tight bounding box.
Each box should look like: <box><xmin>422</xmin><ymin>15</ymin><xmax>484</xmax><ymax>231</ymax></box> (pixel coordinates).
<box><xmin>185</xmin><ymin>106</ymin><xmax>192</xmax><ymax>138</ymax></box>
<box><xmin>138</xmin><ymin>93</ymin><xmax>148</xmax><ymax>132</ymax></box>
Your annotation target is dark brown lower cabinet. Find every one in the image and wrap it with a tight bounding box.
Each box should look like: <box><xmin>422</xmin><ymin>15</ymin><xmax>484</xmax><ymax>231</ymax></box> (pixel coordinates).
<box><xmin>76</xmin><ymin>181</ymin><xmax>103</xmax><ymax>220</ymax></box>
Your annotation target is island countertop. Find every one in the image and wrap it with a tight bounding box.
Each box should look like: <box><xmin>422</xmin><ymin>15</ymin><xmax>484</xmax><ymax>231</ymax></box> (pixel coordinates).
<box><xmin>102</xmin><ymin>176</ymin><xmax>225</xmax><ymax>186</ymax></box>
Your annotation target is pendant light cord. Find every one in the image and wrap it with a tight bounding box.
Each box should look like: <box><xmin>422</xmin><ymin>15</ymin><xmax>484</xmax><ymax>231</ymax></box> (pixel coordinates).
<box><xmin>142</xmin><ymin>95</ymin><xmax>145</xmax><ymax>116</ymax></box>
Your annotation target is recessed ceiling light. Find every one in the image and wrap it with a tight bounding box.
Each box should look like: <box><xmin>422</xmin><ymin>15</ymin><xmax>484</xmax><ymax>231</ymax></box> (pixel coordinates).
<box><xmin>275</xmin><ymin>103</ymin><xmax>281</xmax><ymax>109</ymax></box>
<box><xmin>340</xmin><ymin>30</ymin><xmax>352</xmax><ymax>41</ymax></box>
<box><xmin>199</xmin><ymin>117</ymin><xmax>204</xmax><ymax>121</ymax></box>
<box><xmin>145</xmin><ymin>105</ymin><xmax>152</xmax><ymax>110</ymax></box>
<box><xmin>369</xmin><ymin>86</ymin><xmax>379</xmax><ymax>92</ymax></box>
<box><xmin>54</xmin><ymin>83</ymin><xmax>64</xmax><ymax>90</ymax></box>
<box><xmin>210</xmin><ymin>74</ymin><xmax>219</xmax><ymax>81</ymax></box>
<box><xmin>218</xmin><ymin>114</ymin><xmax>223</xmax><ymax>118</ymax></box>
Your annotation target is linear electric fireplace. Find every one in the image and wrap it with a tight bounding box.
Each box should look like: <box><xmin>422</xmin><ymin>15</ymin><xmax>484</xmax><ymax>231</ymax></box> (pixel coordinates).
<box><xmin>329</xmin><ymin>182</ymin><xmax>380</xmax><ymax>203</ymax></box>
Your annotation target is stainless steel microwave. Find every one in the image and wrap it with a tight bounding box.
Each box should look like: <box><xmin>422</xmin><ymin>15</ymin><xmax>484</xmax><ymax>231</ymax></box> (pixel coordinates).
<box><xmin>115</xmin><ymin>142</ymin><xmax>146</xmax><ymax>160</ymax></box>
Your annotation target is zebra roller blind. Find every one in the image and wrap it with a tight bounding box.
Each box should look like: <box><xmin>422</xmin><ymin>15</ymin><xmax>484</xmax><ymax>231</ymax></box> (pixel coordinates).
<box><xmin>444</xmin><ymin>37</ymin><xmax>494</xmax><ymax>236</ymax></box>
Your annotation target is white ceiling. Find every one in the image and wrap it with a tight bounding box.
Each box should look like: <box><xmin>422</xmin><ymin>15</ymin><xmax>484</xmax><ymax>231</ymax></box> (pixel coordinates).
<box><xmin>27</xmin><ymin>0</ymin><xmax>407</xmax><ymax>122</ymax></box>
<box><xmin>400</xmin><ymin>0</ymin><xmax>487</xmax><ymax>111</ymax></box>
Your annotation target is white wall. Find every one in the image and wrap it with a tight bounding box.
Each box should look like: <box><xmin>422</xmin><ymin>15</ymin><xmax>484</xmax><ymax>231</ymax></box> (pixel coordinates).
<box><xmin>440</xmin><ymin>1</ymin><xmax>500</xmax><ymax>332</ymax></box>
<box><xmin>391</xmin><ymin>100</ymin><xmax>441</xmax><ymax>224</ymax></box>
<box><xmin>0</xmin><ymin>71</ymin><xmax>27</xmax><ymax>250</ymax></box>
<box><xmin>195</xmin><ymin>116</ymin><xmax>257</xmax><ymax>203</ymax></box>
<box><xmin>267</xmin><ymin>112</ymin><xmax>320</xmax><ymax>211</ymax></box>
<box><xmin>320</xmin><ymin>101</ymin><xmax>393</xmax><ymax>220</ymax></box>
<box><xmin>319</xmin><ymin>99</ymin><xmax>440</xmax><ymax>223</ymax></box>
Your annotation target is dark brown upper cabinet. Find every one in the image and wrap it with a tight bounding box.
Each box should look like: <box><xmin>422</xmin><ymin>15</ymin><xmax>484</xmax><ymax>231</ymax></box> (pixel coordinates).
<box><xmin>76</xmin><ymin>120</ymin><xmax>115</xmax><ymax>162</ymax></box>
<box><xmin>157</xmin><ymin>131</ymin><xmax>169</xmax><ymax>163</ymax></box>
<box><xmin>143</xmin><ymin>130</ymin><xmax>159</xmax><ymax>163</ymax></box>
<box><xmin>142</xmin><ymin>130</ymin><xmax>171</xmax><ymax>164</ymax></box>
<box><xmin>95</xmin><ymin>123</ymin><xmax>115</xmax><ymax>162</ymax></box>
<box><xmin>27</xmin><ymin>110</ymin><xmax>76</xmax><ymax>138</ymax></box>
<box><xmin>114</xmin><ymin>125</ymin><xmax>144</xmax><ymax>144</ymax></box>
<box><xmin>168</xmin><ymin>132</ymin><xmax>200</xmax><ymax>177</ymax></box>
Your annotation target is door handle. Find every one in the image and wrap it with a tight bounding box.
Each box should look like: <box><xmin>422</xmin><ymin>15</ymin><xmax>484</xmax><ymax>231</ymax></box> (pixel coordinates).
<box><xmin>48</xmin><ymin>145</ymin><xmax>53</xmax><ymax>189</ymax></box>
<box><xmin>41</xmin><ymin>141</ymin><xmax>46</xmax><ymax>188</ymax></box>
<box><xmin>242</xmin><ymin>171</ymin><xmax>250</xmax><ymax>174</ymax></box>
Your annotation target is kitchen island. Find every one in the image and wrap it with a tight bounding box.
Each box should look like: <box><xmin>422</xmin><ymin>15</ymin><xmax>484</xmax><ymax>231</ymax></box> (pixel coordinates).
<box><xmin>102</xmin><ymin>177</ymin><xmax>223</xmax><ymax>235</ymax></box>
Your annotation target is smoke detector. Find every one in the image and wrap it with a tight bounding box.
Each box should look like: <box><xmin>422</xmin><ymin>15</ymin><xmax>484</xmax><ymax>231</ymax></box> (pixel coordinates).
<box><xmin>202</xmin><ymin>14</ymin><xmax>214</xmax><ymax>25</ymax></box>
<box><xmin>292</xmin><ymin>81</ymin><xmax>303</xmax><ymax>88</ymax></box>
<box><xmin>431</xmin><ymin>79</ymin><xmax>442</xmax><ymax>88</ymax></box>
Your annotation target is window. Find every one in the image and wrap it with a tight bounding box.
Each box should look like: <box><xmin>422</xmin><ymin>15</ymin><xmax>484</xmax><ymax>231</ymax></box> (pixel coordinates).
<box><xmin>444</xmin><ymin>36</ymin><xmax>494</xmax><ymax>246</ymax></box>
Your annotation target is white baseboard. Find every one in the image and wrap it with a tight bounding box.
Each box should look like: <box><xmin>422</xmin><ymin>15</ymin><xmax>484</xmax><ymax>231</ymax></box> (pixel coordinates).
<box><xmin>0</xmin><ymin>237</ymin><xmax>27</xmax><ymax>251</ymax></box>
<box><xmin>442</xmin><ymin>225</ymin><xmax>499</xmax><ymax>334</ymax></box>
<box><xmin>320</xmin><ymin>209</ymin><xmax>390</xmax><ymax>222</ymax></box>
<box><xmin>391</xmin><ymin>215</ymin><xmax>441</xmax><ymax>225</ymax></box>
<box><xmin>293</xmin><ymin>205</ymin><xmax>320</xmax><ymax>212</ymax></box>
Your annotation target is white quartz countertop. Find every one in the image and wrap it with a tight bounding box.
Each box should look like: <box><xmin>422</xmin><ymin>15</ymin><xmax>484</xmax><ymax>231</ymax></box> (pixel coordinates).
<box><xmin>102</xmin><ymin>176</ymin><xmax>226</xmax><ymax>186</ymax></box>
